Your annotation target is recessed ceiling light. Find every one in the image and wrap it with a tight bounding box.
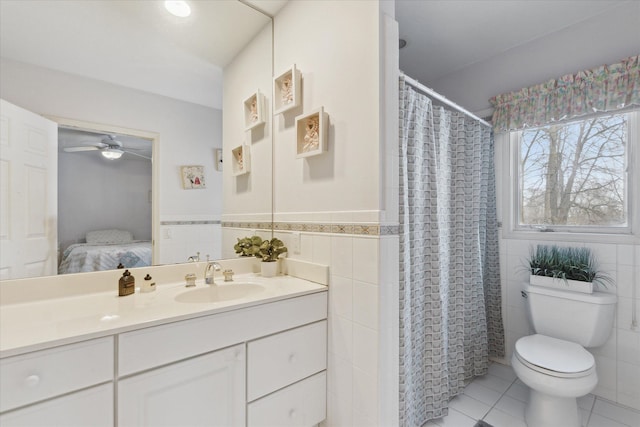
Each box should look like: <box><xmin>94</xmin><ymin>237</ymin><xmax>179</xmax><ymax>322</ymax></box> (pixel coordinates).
<box><xmin>164</xmin><ymin>1</ymin><xmax>191</xmax><ymax>18</ymax></box>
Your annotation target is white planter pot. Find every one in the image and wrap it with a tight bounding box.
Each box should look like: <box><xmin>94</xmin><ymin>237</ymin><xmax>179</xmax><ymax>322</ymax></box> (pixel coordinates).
<box><xmin>260</xmin><ymin>261</ymin><xmax>278</xmax><ymax>278</ymax></box>
<box><xmin>529</xmin><ymin>275</ymin><xmax>594</xmax><ymax>294</ymax></box>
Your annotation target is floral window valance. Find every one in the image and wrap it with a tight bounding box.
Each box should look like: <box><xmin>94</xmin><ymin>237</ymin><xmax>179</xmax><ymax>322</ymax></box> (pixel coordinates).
<box><xmin>490</xmin><ymin>55</ymin><xmax>640</xmax><ymax>131</ymax></box>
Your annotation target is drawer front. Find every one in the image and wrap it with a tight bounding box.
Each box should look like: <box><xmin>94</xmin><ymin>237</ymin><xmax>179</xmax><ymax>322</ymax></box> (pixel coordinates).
<box><xmin>0</xmin><ymin>383</ymin><xmax>113</xmax><ymax>427</ymax></box>
<box><xmin>247</xmin><ymin>371</ymin><xmax>326</xmax><ymax>427</ymax></box>
<box><xmin>247</xmin><ymin>320</ymin><xmax>326</xmax><ymax>401</ymax></box>
<box><xmin>0</xmin><ymin>337</ymin><xmax>113</xmax><ymax>412</ymax></box>
<box><xmin>118</xmin><ymin>291</ymin><xmax>327</xmax><ymax>376</ymax></box>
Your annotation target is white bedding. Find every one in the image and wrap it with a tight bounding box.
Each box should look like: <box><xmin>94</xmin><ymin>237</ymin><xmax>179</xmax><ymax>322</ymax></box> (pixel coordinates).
<box><xmin>58</xmin><ymin>241</ymin><xmax>152</xmax><ymax>274</ymax></box>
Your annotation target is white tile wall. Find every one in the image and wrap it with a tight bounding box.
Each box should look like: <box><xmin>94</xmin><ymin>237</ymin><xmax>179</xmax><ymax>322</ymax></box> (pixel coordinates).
<box><xmin>159</xmin><ymin>223</ymin><xmax>222</xmax><ymax>264</ymax></box>
<box><xmin>500</xmin><ymin>238</ymin><xmax>640</xmax><ymax>410</ymax></box>
<box><xmin>270</xmin><ymin>215</ymin><xmax>383</xmax><ymax>426</ymax></box>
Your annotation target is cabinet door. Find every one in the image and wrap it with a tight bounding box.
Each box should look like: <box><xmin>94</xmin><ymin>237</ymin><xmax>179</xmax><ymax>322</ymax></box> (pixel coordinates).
<box><xmin>0</xmin><ymin>383</ymin><xmax>112</xmax><ymax>427</ymax></box>
<box><xmin>118</xmin><ymin>344</ymin><xmax>245</xmax><ymax>427</ymax></box>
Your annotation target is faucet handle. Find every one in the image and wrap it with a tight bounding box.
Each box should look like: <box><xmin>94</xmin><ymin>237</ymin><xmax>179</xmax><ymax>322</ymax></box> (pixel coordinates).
<box><xmin>223</xmin><ymin>269</ymin><xmax>234</xmax><ymax>282</ymax></box>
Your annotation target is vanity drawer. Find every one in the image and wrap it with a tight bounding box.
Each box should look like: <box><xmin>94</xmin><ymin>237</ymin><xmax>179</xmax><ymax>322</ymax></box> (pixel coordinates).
<box><xmin>247</xmin><ymin>320</ymin><xmax>326</xmax><ymax>401</ymax></box>
<box><xmin>118</xmin><ymin>292</ymin><xmax>327</xmax><ymax>376</ymax></box>
<box><xmin>0</xmin><ymin>337</ymin><xmax>113</xmax><ymax>412</ymax></box>
<box><xmin>247</xmin><ymin>371</ymin><xmax>326</xmax><ymax>427</ymax></box>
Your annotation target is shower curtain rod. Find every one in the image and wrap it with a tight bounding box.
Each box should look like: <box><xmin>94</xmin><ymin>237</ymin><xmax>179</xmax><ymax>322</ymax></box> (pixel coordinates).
<box><xmin>401</xmin><ymin>73</ymin><xmax>492</xmax><ymax>128</ymax></box>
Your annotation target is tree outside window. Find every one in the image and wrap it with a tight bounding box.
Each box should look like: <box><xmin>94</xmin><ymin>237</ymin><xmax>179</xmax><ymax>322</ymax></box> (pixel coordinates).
<box><xmin>518</xmin><ymin>112</ymin><xmax>629</xmax><ymax>228</ymax></box>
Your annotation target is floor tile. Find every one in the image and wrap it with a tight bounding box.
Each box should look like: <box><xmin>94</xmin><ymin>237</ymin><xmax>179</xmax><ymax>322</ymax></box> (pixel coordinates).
<box><xmin>471</xmin><ymin>374</ymin><xmax>513</xmax><ymax>394</ymax></box>
<box><xmin>587</xmin><ymin>413</ymin><xmax>630</xmax><ymax>427</ymax></box>
<box><xmin>488</xmin><ymin>363</ymin><xmax>517</xmax><ymax>382</ymax></box>
<box><xmin>463</xmin><ymin>382</ymin><xmax>503</xmax><ymax>406</ymax></box>
<box><xmin>494</xmin><ymin>395</ymin><xmax>526</xmax><ymax>420</ymax></box>
<box><xmin>449</xmin><ymin>393</ymin><xmax>491</xmax><ymax>420</ymax></box>
<box><xmin>431</xmin><ymin>408</ymin><xmax>477</xmax><ymax>427</ymax></box>
<box><xmin>592</xmin><ymin>399</ymin><xmax>640</xmax><ymax>426</ymax></box>
<box><xmin>504</xmin><ymin>381</ymin><xmax>529</xmax><ymax>403</ymax></box>
<box><xmin>483</xmin><ymin>408</ymin><xmax>528</xmax><ymax>427</ymax></box>
<box><xmin>577</xmin><ymin>394</ymin><xmax>596</xmax><ymax>411</ymax></box>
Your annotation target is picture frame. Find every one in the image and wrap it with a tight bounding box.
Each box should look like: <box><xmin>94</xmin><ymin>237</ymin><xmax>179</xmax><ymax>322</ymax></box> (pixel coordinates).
<box><xmin>181</xmin><ymin>165</ymin><xmax>206</xmax><ymax>189</ymax></box>
<box><xmin>274</xmin><ymin>64</ymin><xmax>301</xmax><ymax>114</ymax></box>
<box><xmin>295</xmin><ymin>107</ymin><xmax>328</xmax><ymax>159</ymax></box>
<box><xmin>243</xmin><ymin>90</ymin><xmax>265</xmax><ymax>131</ymax></box>
<box><xmin>231</xmin><ymin>144</ymin><xmax>251</xmax><ymax>176</ymax></box>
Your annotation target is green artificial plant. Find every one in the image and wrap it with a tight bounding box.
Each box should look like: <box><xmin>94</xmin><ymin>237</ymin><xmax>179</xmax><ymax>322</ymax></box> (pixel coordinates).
<box><xmin>527</xmin><ymin>244</ymin><xmax>612</xmax><ymax>287</ymax></box>
<box><xmin>234</xmin><ymin>236</ymin><xmax>263</xmax><ymax>257</ymax></box>
<box><xmin>257</xmin><ymin>238</ymin><xmax>288</xmax><ymax>262</ymax></box>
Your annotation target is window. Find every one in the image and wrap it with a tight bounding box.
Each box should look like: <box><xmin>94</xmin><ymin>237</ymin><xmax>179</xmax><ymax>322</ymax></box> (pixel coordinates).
<box><xmin>510</xmin><ymin>110</ymin><xmax>638</xmax><ymax>234</ymax></box>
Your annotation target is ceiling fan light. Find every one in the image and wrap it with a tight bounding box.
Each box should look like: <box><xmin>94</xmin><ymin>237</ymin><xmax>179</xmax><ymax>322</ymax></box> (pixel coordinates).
<box><xmin>102</xmin><ymin>148</ymin><xmax>124</xmax><ymax>160</ymax></box>
<box><xmin>164</xmin><ymin>1</ymin><xmax>191</xmax><ymax>18</ymax></box>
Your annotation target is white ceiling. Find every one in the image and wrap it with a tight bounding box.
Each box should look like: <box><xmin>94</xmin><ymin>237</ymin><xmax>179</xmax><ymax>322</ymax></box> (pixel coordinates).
<box><xmin>396</xmin><ymin>0</ymin><xmax>639</xmax><ymax>113</ymax></box>
<box><xmin>0</xmin><ymin>0</ymin><xmax>286</xmax><ymax>110</ymax></box>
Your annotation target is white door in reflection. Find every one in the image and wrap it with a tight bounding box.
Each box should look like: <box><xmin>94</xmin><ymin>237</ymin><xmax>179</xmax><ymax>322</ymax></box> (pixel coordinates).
<box><xmin>0</xmin><ymin>99</ymin><xmax>58</xmax><ymax>279</ymax></box>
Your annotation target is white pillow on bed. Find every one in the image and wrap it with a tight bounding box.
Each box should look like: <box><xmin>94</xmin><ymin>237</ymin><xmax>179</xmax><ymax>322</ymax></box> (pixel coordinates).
<box><xmin>86</xmin><ymin>229</ymin><xmax>133</xmax><ymax>244</ymax></box>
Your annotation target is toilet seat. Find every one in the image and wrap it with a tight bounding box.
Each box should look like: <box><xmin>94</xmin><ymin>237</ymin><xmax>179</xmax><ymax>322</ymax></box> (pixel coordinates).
<box><xmin>515</xmin><ymin>334</ymin><xmax>595</xmax><ymax>379</ymax></box>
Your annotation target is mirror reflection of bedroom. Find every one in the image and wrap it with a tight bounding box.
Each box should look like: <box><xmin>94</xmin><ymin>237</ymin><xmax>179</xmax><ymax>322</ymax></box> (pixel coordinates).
<box><xmin>57</xmin><ymin>127</ymin><xmax>152</xmax><ymax>275</ymax></box>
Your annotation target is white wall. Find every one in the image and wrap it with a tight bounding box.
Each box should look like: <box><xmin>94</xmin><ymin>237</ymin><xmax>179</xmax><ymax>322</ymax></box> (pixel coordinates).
<box><xmin>0</xmin><ymin>58</ymin><xmax>223</xmax><ymax>264</ymax></box>
<box><xmin>222</xmin><ymin>23</ymin><xmax>272</xmax><ymax>223</ymax></box>
<box><xmin>273</xmin><ymin>0</ymin><xmax>381</xmax><ymax>215</ymax></box>
<box><xmin>429</xmin><ymin>1</ymin><xmax>640</xmax><ymax>115</ymax></box>
<box><xmin>270</xmin><ymin>2</ymin><xmax>398</xmax><ymax>426</ymax></box>
<box><xmin>57</xmin><ymin>153</ymin><xmax>151</xmax><ymax>252</ymax></box>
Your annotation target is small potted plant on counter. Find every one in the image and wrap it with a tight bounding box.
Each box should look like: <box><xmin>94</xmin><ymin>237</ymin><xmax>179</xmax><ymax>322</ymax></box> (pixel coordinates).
<box><xmin>234</xmin><ymin>236</ymin><xmax>263</xmax><ymax>257</ymax></box>
<box><xmin>256</xmin><ymin>237</ymin><xmax>288</xmax><ymax>277</ymax></box>
<box><xmin>526</xmin><ymin>244</ymin><xmax>612</xmax><ymax>294</ymax></box>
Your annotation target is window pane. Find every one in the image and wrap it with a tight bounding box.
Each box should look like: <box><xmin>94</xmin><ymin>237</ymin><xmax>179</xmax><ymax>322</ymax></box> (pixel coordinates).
<box><xmin>519</xmin><ymin>113</ymin><xmax>627</xmax><ymax>227</ymax></box>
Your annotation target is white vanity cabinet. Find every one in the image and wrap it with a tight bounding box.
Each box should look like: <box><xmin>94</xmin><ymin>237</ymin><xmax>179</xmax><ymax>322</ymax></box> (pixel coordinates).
<box><xmin>0</xmin><ymin>337</ymin><xmax>114</xmax><ymax>427</ymax></box>
<box><xmin>116</xmin><ymin>291</ymin><xmax>328</xmax><ymax>427</ymax></box>
<box><xmin>118</xmin><ymin>345</ymin><xmax>245</xmax><ymax>427</ymax></box>
<box><xmin>247</xmin><ymin>321</ymin><xmax>327</xmax><ymax>426</ymax></box>
<box><xmin>1</xmin><ymin>288</ymin><xmax>328</xmax><ymax>427</ymax></box>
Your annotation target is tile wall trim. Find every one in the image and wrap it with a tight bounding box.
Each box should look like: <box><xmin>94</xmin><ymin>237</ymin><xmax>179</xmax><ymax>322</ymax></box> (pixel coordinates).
<box><xmin>160</xmin><ymin>220</ymin><xmax>221</xmax><ymax>226</ymax></box>
<box><xmin>222</xmin><ymin>221</ymin><xmax>400</xmax><ymax>236</ymax></box>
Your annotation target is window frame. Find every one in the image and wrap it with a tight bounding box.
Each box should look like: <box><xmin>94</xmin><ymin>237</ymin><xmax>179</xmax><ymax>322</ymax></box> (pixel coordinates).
<box><xmin>499</xmin><ymin>110</ymin><xmax>640</xmax><ymax>244</ymax></box>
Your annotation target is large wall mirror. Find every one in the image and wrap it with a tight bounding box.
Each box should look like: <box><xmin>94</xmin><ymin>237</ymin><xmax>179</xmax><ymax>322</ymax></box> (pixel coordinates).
<box><xmin>0</xmin><ymin>0</ymin><xmax>277</xmax><ymax>281</ymax></box>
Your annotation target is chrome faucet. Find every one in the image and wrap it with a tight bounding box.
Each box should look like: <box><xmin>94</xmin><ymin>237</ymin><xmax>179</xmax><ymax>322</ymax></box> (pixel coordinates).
<box><xmin>205</xmin><ymin>259</ymin><xmax>222</xmax><ymax>285</ymax></box>
<box><xmin>187</xmin><ymin>251</ymin><xmax>200</xmax><ymax>262</ymax></box>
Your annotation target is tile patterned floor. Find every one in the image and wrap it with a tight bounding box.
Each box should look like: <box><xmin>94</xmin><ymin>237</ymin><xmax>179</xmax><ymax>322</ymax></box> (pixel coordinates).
<box><xmin>424</xmin><ymin>363</ymin><xmax>640</xmax><ymax>427</ymax></box>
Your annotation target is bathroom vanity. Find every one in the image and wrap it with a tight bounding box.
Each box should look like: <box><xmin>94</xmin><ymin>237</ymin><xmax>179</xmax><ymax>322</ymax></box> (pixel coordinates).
<box><xmin>0</xmin><ymin>268</ymin><xmax>328</xmax><ymax>427</ymax></box>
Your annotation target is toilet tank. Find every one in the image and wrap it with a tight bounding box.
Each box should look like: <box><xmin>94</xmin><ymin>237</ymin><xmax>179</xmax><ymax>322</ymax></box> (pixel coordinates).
<box><xmin>522</xmin><ymin>283</ymin><xmax>617</xmax><ymax>347</ymax></box>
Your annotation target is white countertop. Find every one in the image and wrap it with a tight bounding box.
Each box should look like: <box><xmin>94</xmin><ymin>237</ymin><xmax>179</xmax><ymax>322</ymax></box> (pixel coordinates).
<box><xmin>0</xmin><ymin>274</ymin><xmax>327</xmax><ymax>358</ymax></box>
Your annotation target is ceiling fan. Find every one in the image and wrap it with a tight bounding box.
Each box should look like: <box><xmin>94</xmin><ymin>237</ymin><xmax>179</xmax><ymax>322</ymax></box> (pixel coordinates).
<box><xmin>63</xmin><ymin>135</ymin><xmax>150</xmax><ymax>160</ymax></box>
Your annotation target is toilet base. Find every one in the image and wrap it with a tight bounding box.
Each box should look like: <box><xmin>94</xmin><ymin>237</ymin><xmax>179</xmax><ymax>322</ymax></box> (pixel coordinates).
<box><xmin>525</xmin><ymin>389</ymin><xmax>580</xmax><ymax>427</ymax></box>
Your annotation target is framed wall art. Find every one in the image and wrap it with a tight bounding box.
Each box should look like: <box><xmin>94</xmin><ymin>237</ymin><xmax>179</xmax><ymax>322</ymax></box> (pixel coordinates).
<box><xmin>243</xmin><ymin>90</ymin><xmax>265</xmax><ymax>131</ymax></box>
<box><xmin>295</xmin><ymin>107</ymin><xmax>328</xmax><ymax>159</ymax></box>
<box><xmin>274</xmin><ymin>64</ymin><xmax>301</xmax><ymax>114</ymax></box>
<box><xmin>231</xmin><ymin>144</ymin><xmax>251</xmax><ymax>176</ymax></box>
<box><xmin>181</xmin><ymin>165</ymin><xmax>206</xmax><ymax>189</ymax></box>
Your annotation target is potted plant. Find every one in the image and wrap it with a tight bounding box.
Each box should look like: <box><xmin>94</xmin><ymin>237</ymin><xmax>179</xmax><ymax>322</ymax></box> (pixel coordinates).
<box><xmin>256</xmin><ymin>237</ymin><xmax>288</xmax><ymax>277</ymax></box>
<box><xmin>526</xmin><ymin>245</ymin><xmax>612</xmax><ymax>294</ymax></box>
<box><xmin>234</xmin><ymin>236</ymin><xmax>263</xmax><ymax>257</ymax></box>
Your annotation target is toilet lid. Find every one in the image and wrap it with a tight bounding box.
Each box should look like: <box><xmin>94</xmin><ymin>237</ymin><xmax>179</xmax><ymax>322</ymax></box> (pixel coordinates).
<box><xmin>515</xmin><ymin>334</ymin><xmax>594</xmax><ymax>375</ymax></box>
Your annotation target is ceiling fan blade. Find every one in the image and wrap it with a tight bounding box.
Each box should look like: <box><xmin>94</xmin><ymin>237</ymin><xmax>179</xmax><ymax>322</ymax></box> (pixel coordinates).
<box><xmin>123</xmin><ymin>150</ymin><xmax>151</xmax><ymax>160</ymax></box>
<box><xmin>64</xmin><ymin>146</ymin><xmax>100</xmax><ymax>152</ymax></box>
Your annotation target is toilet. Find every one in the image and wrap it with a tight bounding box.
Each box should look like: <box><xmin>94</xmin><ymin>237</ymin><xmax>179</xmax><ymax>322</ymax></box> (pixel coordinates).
<box><xmin>512</xmin><ymin>283</ymin><xmax>617</xmax><ymax>427</ymax></box>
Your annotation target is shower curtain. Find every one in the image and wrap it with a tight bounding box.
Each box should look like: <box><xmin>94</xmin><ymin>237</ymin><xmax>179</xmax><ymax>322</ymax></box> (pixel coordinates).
<box><xmin>398</xmin><ymin>76</ymin><xmax>504</xmax><ymax>426</ymax></box>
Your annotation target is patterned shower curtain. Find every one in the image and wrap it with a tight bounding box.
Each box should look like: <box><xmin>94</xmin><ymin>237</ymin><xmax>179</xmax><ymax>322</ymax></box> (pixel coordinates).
<box><xmin>398</xmin><ymin>76</ymin><xmax>504</xmax><ymax>426</ymax></box>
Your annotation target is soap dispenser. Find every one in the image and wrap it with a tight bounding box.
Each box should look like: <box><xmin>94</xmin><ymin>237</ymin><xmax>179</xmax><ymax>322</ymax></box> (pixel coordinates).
<box><xmin>119</xmin><ymin>270</ymin><xmax>135</xmax><ymax>296</ymax></box>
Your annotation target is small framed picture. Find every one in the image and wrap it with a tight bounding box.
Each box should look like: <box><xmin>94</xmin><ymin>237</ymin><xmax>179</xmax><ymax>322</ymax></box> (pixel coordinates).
<box><xmin>274</xmin><ymin>64</ymin><xmax>301</xmax><ymax>114</ymax></box>
<box><xmin>181</xmin><ymin>165</ymin><xmax>206</xmax><ymax>189</ymax></box>
<box><xmin>296</xmin><ymin>107</ymin><xmax>328</xmax><ymax>159</ymax></box>
<box><xmin>231</xmin><ymin>144</ymin><xmax>251</xmax><ymax>176</ymax></box>
<box><xmin>243</xmin><ymin>90</ymin><xmax>265</xmax><ymax>131</ymax></box>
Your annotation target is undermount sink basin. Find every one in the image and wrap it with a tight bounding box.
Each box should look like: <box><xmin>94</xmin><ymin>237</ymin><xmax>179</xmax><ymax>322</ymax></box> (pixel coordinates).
<box><xmin>175</xmin><ymin>283</ymin><xmax>265</xmax><ymax>303</ymax></box>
